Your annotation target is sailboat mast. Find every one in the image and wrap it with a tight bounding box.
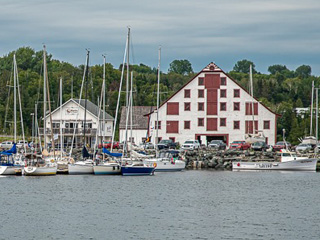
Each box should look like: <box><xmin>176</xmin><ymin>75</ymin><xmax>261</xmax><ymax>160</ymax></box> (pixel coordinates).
<box><xmin>83</xmin><ymin>50</ymin><xmax>90</xmax><ymax>146</ymax></box>
<box><xmin>310</xmin><ymin>81</ymin><xmax>314</xmax><ymax>136</ymax></box>
<box><xmin>60</xmin><ymin>77</ymin><xmax>63</xmax><ymax>159</ymax></box>
<box><xmin>316</xmin><ymin>88</ymin><xmax>318</xmax><ymax>142</ymax></box>
<box><xmin>13</xmin><ymin>53</ymin><xmax>17</xmax><ymax>143</ymax></box>
<box><xmin>155</xmin><ymin>47</ymin><xmax>161</xmax><ymax>156</ymax></box>
<box><xmin>124</xmin><ymin>27</ymin><xmax>130</xmax><ymax>157</ymax></box>
<box><xmin>130</xmin><ymin>71</ymin><xmax>133</xmax><ymax>161</ymax></box>
<box><xmin>43</xmin><ymin>45</ymin><xmax>47</xmax><ymax>150</ymax></box>
<box><xmin>250</xmin><ymin>65</ymin><xmax>256</xmax><ymax>134</ymax></box>
<box><xmin>103</xmin><ymin>55</ymin><xmax>106</xmax><ymax>161</ymax></box>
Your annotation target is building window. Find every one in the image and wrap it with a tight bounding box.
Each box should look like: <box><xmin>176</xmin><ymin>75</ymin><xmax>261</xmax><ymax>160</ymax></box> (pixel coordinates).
<box><xmin>184</xmin><ymin>89</ymin><xmax>190</xmax><ymax>98</ymax></box>
<box><xmin>184</xmin><ymin>121</ymin><xmax>190</xmax><ymax>129</ymax></box>
<box><xmin>234</xmin><ymin>89</ymin><xmax>240</xmax><ymax>98</ymax></box>
<box><xmin>220</xmin><ymin>118</ymin><xmax>226</xmax><ymax>127</ymax></box>
<box><xmin>155</xmin><ymin>121</ymin><xmax>161</xmax><ymax>130</ymax></box>
<box><xmin>184</xmin><ymin>102</ymin><xmax>191</xmax><ymax>111</ymax></box>
<box><xmin>220</xmin><ymin>102</ymin><xmax>226</xmax><ymax>111</ymax></box>
<box><xmin>169</xmin><ymin>137</ymin><xmax>175</xmax><ymax>142</ymax></box>
<box><xmin>157</xmin><ymin>137</ymin><xmax>162</xmax><ymax>143</ymax></box>
<box><xmin>221</xmin><ymin>77</ymin><xmax>226</xmax><ymax>86</ymax></box>
<box><xmin>129</xmin><ymin>137</ymin><xmax>135</xmax><ymax>143</ymax></box>
<box><xmin>198</xmin><ymin>77</ymin><xmax>204</xmax><ymax>86</ymax></box>
<box><xmin>234</xmin><ymin>121</ymin><xmax>240</xmax><ymax>129</ymax></box>
<box><xmin>198</xmin><ymin>89</ymin><xmax>204</xmax><ymax>98</ymax></box>
<box><xmin>220</xmin><ymin>89</ymin><xmax>226</xmax><ymax>98</ymax></box>
<box><xmin>198</xmin><ymin>118</ymin><xmax>204</xmax><ymax>126</ymax></box>
<box><xmin>264</xmin><ymin>120</ymin><xmax>270</xmax><ymax>129</ymax></box>
<box><xmin>142</xmin><ymin>137</ymin><xmax>147</xmax><ymax>143</ymax></box>
<box><xmin>198</xmin><ymin>102</ymin><xmax>204</xmax><ymax>111</ymax></box>
<box><xmin>234</xmin><ymin>102</ymin><xmax>240</xmax><ymax>111</ymax></box>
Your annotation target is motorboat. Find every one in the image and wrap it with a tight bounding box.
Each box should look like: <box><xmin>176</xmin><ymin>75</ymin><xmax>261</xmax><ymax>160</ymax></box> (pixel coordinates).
<box><xmin>121</xmin><ymin>162</ymin><xmax>155</xmax><ymax>176</ymax></box>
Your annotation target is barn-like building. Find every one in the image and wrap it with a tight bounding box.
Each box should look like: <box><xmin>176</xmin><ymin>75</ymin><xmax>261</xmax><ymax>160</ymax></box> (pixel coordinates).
<box><xmin>147</xmin><ymin>62</ymin><xmax>278</xmax><ymax>146</ymax></box>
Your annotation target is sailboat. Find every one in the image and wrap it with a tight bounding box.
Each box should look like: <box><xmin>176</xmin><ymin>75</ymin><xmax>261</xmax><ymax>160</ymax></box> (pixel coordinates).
<box><xmin>93</xmin><ymin>55</ymin><xmax>122</xmax><ymax>175</ymax></box>
<box><xmin>143</xmin><ymin>47</ymin><xmax>185</xmax><ymax>172</ymax></box>
<box><xmin>119</xmin><ymin>28</ymin><xmax>155</xmax><ymax>176</ymax></box>
<box><xmin>245</xmin><ymin>65</ymin><xmax>266</xmax><ymax>144</ymax></box>
<box><xmin>1</xmin><ymin>53</ymin><xmax>27</xmax><ymax>175</ymax></box>
<box><xmin>68</xmin><ymin>50</ymin><xmax>94</xmax><ymax>175</ymax></box>
<box><xmin>300</xmin><ymin>81</ymin><xmax>317</xmax><ymax>147</ymax></box>
<box><xmin>24</xmin><ymin>45</ymin><xmax>57</xmax><ymax>176</ymax></box>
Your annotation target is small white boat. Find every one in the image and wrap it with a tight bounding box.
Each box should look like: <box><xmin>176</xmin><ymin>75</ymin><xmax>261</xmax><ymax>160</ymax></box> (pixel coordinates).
<box><xmin>93</xmin><ymin>162</ymin><xmax>121</xmax><ymax>175</ymax></box>
<box><xmin>24</xmin><ymin>165</ymin><xmax>57</xmax><ymax>176</ymax></box>
<box><xmin>144</xmin><ymin>150</ymin><xmax>186</xmax><ymax>172</ymax></box>
<box><xmin>233</xmin><ymin>150</ymin><xmax>318</xmax><ymax>171</ymax></box>
<box><xmin>68</xmin><ymin>159</ymin><xmax>94</xmax><ymax>175</ymax></box>
<box><xmin>0</xmin><ymin>165</ymin><xmax>21</xmax><ymax>175</ymax></box>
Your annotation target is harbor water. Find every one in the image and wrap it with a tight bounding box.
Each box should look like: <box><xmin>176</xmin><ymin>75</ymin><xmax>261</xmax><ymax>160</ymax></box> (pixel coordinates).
<box><xmin>1</xmin><ymin>170</ymin><xmax>320</xmax><ymax>239</ymax></box>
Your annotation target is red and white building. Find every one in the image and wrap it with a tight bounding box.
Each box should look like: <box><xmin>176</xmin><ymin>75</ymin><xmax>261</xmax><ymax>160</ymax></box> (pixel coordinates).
<box><xmin>148</xmin><ymin>62</ymin><xmax>278</xmax><ymax>146</ymax></box>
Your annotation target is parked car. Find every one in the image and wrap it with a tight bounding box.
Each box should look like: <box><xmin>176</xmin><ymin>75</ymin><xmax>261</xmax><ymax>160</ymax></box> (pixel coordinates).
<box><xmin>157</xmin><ymin>139</ymin><xmax>177</xmax><ymax>150</ymax></box>
<box><xmin>181</xmin><ymin>140</ymin><xmax>200</xmax><ymax>150</ymax></box>
<box><xmin>0</xmin><ymin>141</ymin><xmax>14</xmax><ymax>149</ymax></box>
<box><xmin>273</xmin><ymin>141</ymin><xmax>291</xmax><ymax>152</ymax></box>
<box><xmin>251</xmin><ymin>141</ymin><xmax>267</xmax><ymax>151</ymax></box>
<box><xmin>295</xmin><ymin>143</ymin><xmax>313</xmax><ymax>152</ymax></box>
<box><xmin>98</xmin><ymin>141</ymin><xmax>120</xmax><ymax>149</ymax></box>
<box><xmin>208</xmin><ymin>140</ymin><xmax>226</xmax><ymax>150</ymax></box>
<box><xmin>17</xmin><ymin>140</ymin><xmax>29</xmax><ymax>149</ymax></box>
<box><xmin>229</xmin><ymin>141</ymin><xmax>251</xmax><ymax>150</ymax></box>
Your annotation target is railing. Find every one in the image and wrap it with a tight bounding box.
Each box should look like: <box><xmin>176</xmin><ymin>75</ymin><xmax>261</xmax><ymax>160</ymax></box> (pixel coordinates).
<box><xmin>39</xmin><ymin>128</ymin><xmax>98</xmax><ymax>135</ymax></box>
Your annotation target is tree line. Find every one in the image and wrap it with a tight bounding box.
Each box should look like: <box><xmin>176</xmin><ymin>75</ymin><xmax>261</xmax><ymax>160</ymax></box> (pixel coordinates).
<box><xmin>0</xmin><ymin>47</ymin><xmax>318</xmax><ymax>145</ymax></box>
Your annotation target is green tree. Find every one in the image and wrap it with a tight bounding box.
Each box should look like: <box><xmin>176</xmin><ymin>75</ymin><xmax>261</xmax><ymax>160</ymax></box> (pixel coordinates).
<box><xmin>233</xmin><ymin>59</ymin><xmax>257</xmax><ymax>74</ymax></box>
<box><xmin>168</xmin><ymin>60</ymin><xmax>193</xmax><ymax>75</ymax></box>
<box><xmin>295</xmin><ymin>65</ymin><xmax>311</xmax><ymax>78</ymax></box>
<box><xmin>268</xmin><ymin>64</ymin><xmax>288</xmax><ymax>74</ymax></box>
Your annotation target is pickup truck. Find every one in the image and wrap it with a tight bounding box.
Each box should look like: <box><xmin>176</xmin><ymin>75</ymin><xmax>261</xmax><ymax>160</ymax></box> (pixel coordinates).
<box><xmin>157</xmin><ymin>139</ymin><xmax>177</xmax><ymax>150</ymax></box>
<box><xmin>229</xmin><ymin>141</ymin><xmax>251</xmax><ymax>150</ymax></box>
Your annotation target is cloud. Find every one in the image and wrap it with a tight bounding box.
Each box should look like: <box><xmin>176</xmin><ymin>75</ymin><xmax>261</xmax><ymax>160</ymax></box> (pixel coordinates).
<box><xmin>0</xmin><ymin>0</ymin><xmax>320</xmax><ymax>74</ymax></box>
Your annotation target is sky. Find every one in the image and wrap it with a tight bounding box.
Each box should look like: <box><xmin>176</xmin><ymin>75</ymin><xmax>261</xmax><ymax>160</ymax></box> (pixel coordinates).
<box><xmin>1</xmin><ymin>0</ymin><xmax>320</xmax><ymax>75</ymax></box>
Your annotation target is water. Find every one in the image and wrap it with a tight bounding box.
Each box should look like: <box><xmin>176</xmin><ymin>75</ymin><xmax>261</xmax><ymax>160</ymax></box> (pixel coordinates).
<box><xmin>1</xmin><ymin>170</ymin><xmax>320</xmax><ymax>240</ymax></box>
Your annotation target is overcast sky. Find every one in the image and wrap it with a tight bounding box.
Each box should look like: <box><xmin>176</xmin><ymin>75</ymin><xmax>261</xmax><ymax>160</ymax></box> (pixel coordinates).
<box><xmin>1</xmin><ymin>0</ymin><xmax>320</xmax><ymax>75</ymax></box>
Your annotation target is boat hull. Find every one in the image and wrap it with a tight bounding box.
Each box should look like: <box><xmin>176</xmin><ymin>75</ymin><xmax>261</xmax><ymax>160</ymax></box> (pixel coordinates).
<box><xmin>121</xmin><ymin>166</ymin><xmax>155</xmax><ymax>176</ymax></box>
<box><xmin>93</xmin><ymin>164</ymin><xmax>121</xmax><ymax>175</ymax></box>
<box><xmin>24</xmin><ymin>166</ymin><xmax>57</xmax><ymax>176</ymax></box>
<box><xmin>232</xmin><ymin>158</ymin><xmax>318</xmax><ymax>171</ymax></box>
<box><xmin>144</xmin><ymin>159</ymin><xmax>185</xmax><ymax>172</ymax></box>
<box><xmin>0</xmin><ymin>165</ymin><xmax>21</xmax><ymax>175</ymax></box>
<box><xmin>68</xmin><ymin>164</ymin><xmax>94</xmax><ymax>174</ymax></box>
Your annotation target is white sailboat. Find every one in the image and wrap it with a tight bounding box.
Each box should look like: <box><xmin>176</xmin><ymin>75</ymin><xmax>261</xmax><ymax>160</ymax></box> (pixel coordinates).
<box><xmin>24</xmin><ymin>45</ymin><xmax>57</xmax><ymax>176</ymax></box>
<box><xmin>93</xmin><ymin>55</ymin><xmax>121</xmax><ymax>175</ymax></box>
<box><xmin>143</xmin><ymin>47</ymin><xmax>185</xmax><ymax>171</ymax></box>
<box><xmin>0</xmin><ymin>53</ymin><xmax>27</xmax><ymax>175</ymax></box>
<box><xmin>245</xmin><ymin>65</ymin><xmax>266</xmax><ymax>144</ymax></box>
<box><xmin>68</xmin><ymin>50</ymin><xmax>94</xmax><ymax>174</ymax></box>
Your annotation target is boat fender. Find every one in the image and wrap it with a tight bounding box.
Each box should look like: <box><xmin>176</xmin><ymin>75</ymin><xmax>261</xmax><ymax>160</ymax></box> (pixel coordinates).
<box><xmin>153</xmin><ymin>163</ymin><xmax>157</xmax><ymax>168</ymax></box>
<box><xmin>237</xmin><ymin>163</ymin><xmax>240</xmax><ymax>167</ymax></box>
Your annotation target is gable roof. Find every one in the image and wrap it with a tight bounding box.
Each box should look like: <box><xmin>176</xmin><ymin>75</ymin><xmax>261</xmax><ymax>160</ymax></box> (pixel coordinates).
<box><xmin>119</xmin><ymin>106</ymin><xmax>155</xmax><ymax>130</ymax></box>
<box><xmin>45</xmin><ymin>98</ymin><xmax>114</xmax><ymax>120</ymax></box>
<box><xmin>146</xmin><ymin>62</ymin><xmax>280</xmax><ymax>117</ymax></box>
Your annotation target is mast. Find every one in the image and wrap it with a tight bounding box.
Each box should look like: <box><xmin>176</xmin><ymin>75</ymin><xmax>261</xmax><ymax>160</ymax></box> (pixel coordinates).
<box><xmin>155</xmin><ymin>46</ymin><xmax>161</xmax><ymax>157</ymax></box>
<box><xmin>13</xmin><ymin>53</ymin><xmax>17</xmax><ymax>143</ymax></box>
<box><xmin>103</xmin><ymin>55</ymin><xmax>106</xmax><ymax>161</ymax></box>
<box><xmin>310</xmin><ymin>81</ymin><xmax>314</xmax><ymax>136</ymax></box>
<box><xmin>60</xmin><ymin>77</ymin><xmax>63</xmax><ymax>160</ymax></box>
<box><xmin>130</xmin><ymin>71</ymin><xmax>133</xmax><ymax>161</ymax></box>
<box><xmin>123</xmin><ymin>27</ymin><xmax>130</xmax><ymax>157</ymax></box>
<box><xmin>316</xmin><ymin>87</ymin><xmax>318</xmax><ymax>144</ymax></box>
<box><xmin>250</xmin><ymin>65</ymin><xmax>256</xmax><ymax>134</ymax></box>
<box><xmin>111</xmin><ymin>30</ymin><xmax>128</xmax><ymax>153</ymax></box>
<box><xmin>83</xmin><ymin>50</ymin><xmax>90</xmax><ymax>147</ymax></box>
<box><xmin>43</xmin><ymin>45</ymin><xmax>47</xmax><ymax>150</ymax></box>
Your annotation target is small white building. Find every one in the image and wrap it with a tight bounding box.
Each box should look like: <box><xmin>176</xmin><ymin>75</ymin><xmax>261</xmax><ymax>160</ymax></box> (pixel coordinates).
<box><xmin>147</xmin><ymin>62</ymin><xmax>279</xmax><ymax>146</ymax></box>
<box><xmin>119</xmin><ymin>106</ymin><xmax>155</xmax><ymax>145</ymax></box>
<box><xmin>42</xmin><ymin>98</ymin><xmax>114</xmax><ymax>148</ymax></box>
